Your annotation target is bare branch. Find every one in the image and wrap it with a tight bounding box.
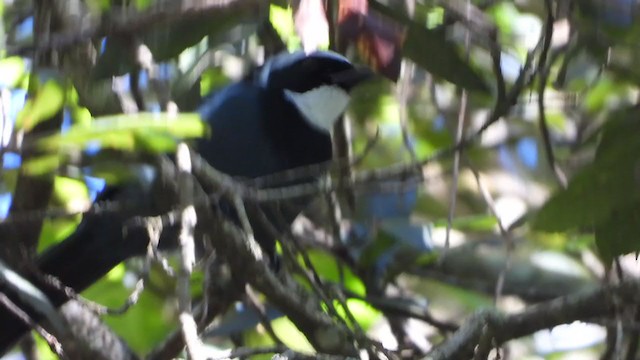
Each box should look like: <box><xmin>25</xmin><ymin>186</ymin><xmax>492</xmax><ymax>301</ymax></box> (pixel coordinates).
<box><xmin>175</xmin><ymin>143</ymin><xmax>204</xmax><ymax>360</ymax></box>
<box><xmin>426</xmin><ymin>280</ymin><xmax>640</xmax><ymax>360</ymax></box>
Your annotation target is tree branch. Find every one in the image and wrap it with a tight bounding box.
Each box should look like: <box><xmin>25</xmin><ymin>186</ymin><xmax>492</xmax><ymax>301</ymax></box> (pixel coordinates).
<box><xmin>425</xmin><ymin>280</ymin><xmax>640</xmax><ymax>360</ymax></box>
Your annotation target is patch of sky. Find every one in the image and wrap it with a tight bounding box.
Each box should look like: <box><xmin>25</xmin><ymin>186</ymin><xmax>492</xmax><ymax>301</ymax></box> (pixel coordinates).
<box><xmin>517</xmin><ymin>137</ymin><xmax>538</xmax><ymax>169</ymax></box>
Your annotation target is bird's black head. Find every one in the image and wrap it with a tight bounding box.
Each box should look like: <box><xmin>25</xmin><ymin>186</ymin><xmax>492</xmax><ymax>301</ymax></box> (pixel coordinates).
<box><xmin>258</xmin><ymin>51</ymin><xmax>373</xmax><ymax>133</ymax></box>
<box><xmin>260</xmin><ymin>51</ymin><xmax>372</xmax><ymax>92</ymax></box>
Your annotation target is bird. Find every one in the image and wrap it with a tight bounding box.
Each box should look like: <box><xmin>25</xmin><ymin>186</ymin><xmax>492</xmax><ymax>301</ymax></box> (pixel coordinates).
<box><xmin>0</xmin><ymin>50</ymin><xmax>372</xmax><ymax>353</ymax></box>
<box><xmin>196</xmin><ymin>50</ymin><xmax>372</xmax><ymax>261</ymax></box>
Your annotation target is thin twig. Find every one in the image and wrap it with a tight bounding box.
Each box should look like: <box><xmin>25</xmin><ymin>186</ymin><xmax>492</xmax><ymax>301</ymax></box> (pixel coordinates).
<box><xmin>245</xmin><ymin>285</ymin><xmax>284</xmax><ymax>345</ymax></box>
<box><xmin>537</xmin><ymin>0</ymin><xmax>567</xmax><ymax>188</ymax></box>
<box><xmin>175</xmin><ymin>142</ymin><xmax>204</xmax><ymax>360</ymax></box>
<box><xmin>443</xmin><ymin>88</ymin><xmax>467</xmax><ymax>254</ymax></box>
<box><xmin>0</xmin><ymin>293</ymin><xmax>64</xmax><ymax>358</ymax></box>
<box><xmin>397</xmin><ymin>60</ymin><xmax>418</xmax><ymax>162</ymax></box>
<box><xmin>467</xmin><ymin>166</ymin><xmax>513</xmax><ymax>303</ymax></box>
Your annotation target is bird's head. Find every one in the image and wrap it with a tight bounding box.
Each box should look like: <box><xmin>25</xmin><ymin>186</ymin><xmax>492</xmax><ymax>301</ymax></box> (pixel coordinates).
<box><xmin>258</xmin><ymin>50</ymin><xmax>373</xmax><ymax>133</ymax></box>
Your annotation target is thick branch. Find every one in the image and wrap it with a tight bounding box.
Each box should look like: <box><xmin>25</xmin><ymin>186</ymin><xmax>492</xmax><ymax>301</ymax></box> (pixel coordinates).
<box><xmin>425</xmin><ymin>280</ymin><xmax>640</xmax><ymax>359</ymax></box>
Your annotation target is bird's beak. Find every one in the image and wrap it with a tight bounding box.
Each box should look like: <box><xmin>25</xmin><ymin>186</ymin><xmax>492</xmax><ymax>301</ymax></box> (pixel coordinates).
<box><xmin>331</xmin><ymin>66</ymin><xmax>375</xmax><ymax>90</ymax></box>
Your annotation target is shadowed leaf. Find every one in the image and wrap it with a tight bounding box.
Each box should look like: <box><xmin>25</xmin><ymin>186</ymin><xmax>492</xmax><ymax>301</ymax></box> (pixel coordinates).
<box><xmin>371</xmin><ymin>1</ymin><xmax>489</xmax><ymax>91</ymax></box>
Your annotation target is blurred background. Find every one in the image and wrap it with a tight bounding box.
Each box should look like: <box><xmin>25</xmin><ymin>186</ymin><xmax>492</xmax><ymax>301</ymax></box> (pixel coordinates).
<box><xmin>1</xmin><ymin>0</ymin><xmax>640</xmax><ymax>359</ymax></box>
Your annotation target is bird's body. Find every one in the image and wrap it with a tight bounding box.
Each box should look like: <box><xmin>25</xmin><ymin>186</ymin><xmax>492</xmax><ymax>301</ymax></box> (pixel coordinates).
<box><xmin>0</xmin><ymin>50</ymin><xmax>371</xmax><ymax>354</ymax></box>
<box><xmin>197</xmin><ymin>50</ymin><xmax>369</xmax><ymax>260</ymax></box>
<box><xmin>197</xmin><ymin>76</ymin><xmax>333</xmax><ymax>180</ymax></box>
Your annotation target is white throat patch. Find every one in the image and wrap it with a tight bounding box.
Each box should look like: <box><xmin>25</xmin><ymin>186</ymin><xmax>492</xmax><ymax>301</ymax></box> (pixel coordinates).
<box><xmin>284</xmin><ymin>85</ymin><xmax>351</xmax><ymax>133</ymax></box>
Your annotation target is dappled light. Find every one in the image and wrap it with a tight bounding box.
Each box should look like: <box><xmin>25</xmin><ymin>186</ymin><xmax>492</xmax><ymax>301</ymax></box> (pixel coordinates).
<box><xmin>0</xmin><ymin>0</ymin><xmax>639</xmax><ymax>359</ymax></box>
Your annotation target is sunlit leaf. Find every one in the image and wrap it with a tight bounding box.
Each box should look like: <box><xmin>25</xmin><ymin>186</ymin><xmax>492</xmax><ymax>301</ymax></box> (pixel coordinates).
<box><xmin>90</xmin><ymin>162</ymin><xmax>143</xmax><ymax>185</ymax></box>
<box><xmin>200</xmin><ymin>68</ymin><xmax>231</xmax><ymax>97</ymax></box>
<box><xmin>487</xmin><ymin>3</ymin><xmax>518</xmax><ymax>40</ymax></box>
<box><xmin>34</xmin><ymin>335</ymin><xmax>58</xmax><ymax>360</ymax></box>
<box><xmin>66</xmin><ymin>86</ymin><xmax>93</xmax><ymax>127</ymax></box>
<box><xmin>40</xmin><ymin>176</ymin><xmax>91</xmax><ymax>247</ymax></box>
<box><xmin>39</xmin><ymin>218</ymin><xmax>81</xmax><ymax>252</ymax></box>
<box><xmin>304</xmin><ymin>250</ymin><xmax>366</xmax><ymax>296</ymax></box>
<box><xmin>71</xmin><ymin>107</ymin><xmax>92</xmax><ymax>127</ymax></box>
<box><xmin>39</xmin><ymin>113</ymin><xmax>207</xmax><ymax>152</ymax></box>
<box><xmin>333</xmin><ymin>298</ymin><xmax>380</xmax><ymax>331</ymax></box>
<box><xmin>270</xmin><ymin>4</ymin><xmax>301</xmax><ymax>51</ymax></box>
<box><xmin>135</xmin><ymin>0</ymin><xmax>153</xmax><ymax>10</ymax></box>
<box><xmin>83</xmin><ymin>276</ymin><xmax>175</xmax><ymax>353</ymax></box>
<box><xmin>434</xmin><ymin>214</ymin><xmax>499</xmax><ymax>232</ymax></box>
<box><xmin>133</xmin><ymin>131</ymin><xmax>180</xmax><ymax>153</ymax></box>
<box><xmin>583</xmin><ymin>76</ymin><xmax>629</xmax><ymax>114</ymax></box>
<box><xmin>54</xmin><ymin>177</ymin><xmax>89</xmax><ymax>207</ymax></box>
<box><xmin>22</xmin><ymin>154</ymin><xmax>60</xmax><ymax>176</ymax></box>
<box><xmin>268</xmin><ymin>317</ymin><xmax>314</xmax><ymax>352</ymax></box>
<box><xmin>16</xmin><ymin>80</ymin><xmax>65</xmax><ymax>131</ymax></box>
<box><xmin>0</xmin><ymin>57</ymin><xmax>27</xmax><ymax>88</ymax></box>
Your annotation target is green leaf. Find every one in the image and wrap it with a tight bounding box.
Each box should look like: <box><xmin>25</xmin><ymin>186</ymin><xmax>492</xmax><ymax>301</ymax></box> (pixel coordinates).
<box><xmin>34</xmin><ymin>335</ymin><xmax>58</xmax><ymax>360</ymax></box>
<box><xmin>533</xmin><ymin>108</ymin><xmax>640</xmax><ymax>232</ymax></box>
<box><xmin>71</xmin><ymin>107</ymin><xmax>92</xmax><ymax>127</ymax></box>
<box><xmin>333</xmin><ymin>298</ymin><xmax>381</xmax><ymax>331</ymax></box>
<box><xmin>52</xmin><ymin>176</ymin><xmax>90</xmax><ymax>208</ymax></box>
<box><xmin>67</xmin><ymin>86</ymin><xmax>93</xmax><ymax>127</ymax></box>
<box><xmin>267</xmin><ymin>317</ymin><xmax>314</xmax><ymax>352</ymax></box>
<box><xmin>16</xmin><ymin>80</ymin><xmax>65</xmax><ymax>132</ymax></box>
<box><xmin>433</xmin><ymin>214</ymin><xmax>499</xmax><ymax>232</ymax></box>
<box><xmin>83</xmin><ymin>270</ymin><xmax>176</xmax><ymax>353</ymax></box>
<box><xmin>135</xmin><ymin>0</ymin><xmax>153</xmax><ymax>10</ymax></box>
<box><xmin>533</xmin><ymin>163</ymin><xmax>637</xmax><ymax>231</ymax></box>
<box><xmin>595</xmin><ymin>202</ymin><xmax>640</xmax><ymax>263</ymax></box>
<box><xmin>487</xmin><ymin>2</ymin><xmax>517</xmax><ymax>38</ymax></box>
<box><xmin>133</xmin><ymin>131</ymin><xmax>178</xmax><ymax>153</ymax></box>
<box><xmin>403</xmin><ymin>26</ymin><xmax>488</xmax><ymax>92</ymax></box>
<box><xmin>37</xmin><ymin>176</ymin><xmax>88</xmax><ymax>250</ymax></box>
<box><xmin>39</xmin><ymin>217</ymin><xmax>81</xmax><ymax>252</ymax></box>
<box><xmin>269</xmin><ymin>4</ymin><xmax>301</xmax><ymax>51</ymax></box>
<box><xmin>584</xmin><ymin>77</ymin><xmax>616</xmax><ymax>113</ymax></box>
<box><xmin>90</xmin><ymin>162</ymin><xmax>145</xmax><ymax>185</ymax></box>
<box><xmin>0</xmin><ymin>57</ymin><xmax>27</xmax><ymax>88</ymax></box>
<box><xmin>200</xmin><ymin>68</ymin><xmax>231</xmax><ymax>97</ymax></box>
<box><xmin>303</xmin><ymin>250</ymin><xmax>366</xmax><ymax>296</ymax></box>
<box><xmin>22</xmin><ymin>154</ymin><xmax>60</xmax><ymax>176</ymax></box>
<box><xmin>39</xmin><ymin>112</ymin><xmax>207</xmax><ymax>152</ymax></box>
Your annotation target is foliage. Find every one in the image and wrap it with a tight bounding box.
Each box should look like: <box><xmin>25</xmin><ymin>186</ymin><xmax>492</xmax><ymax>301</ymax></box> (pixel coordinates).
<box><xmin>1</xmin><ymin>0</ymin><xmax>640</xmax><ymax>359</ymax></box>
